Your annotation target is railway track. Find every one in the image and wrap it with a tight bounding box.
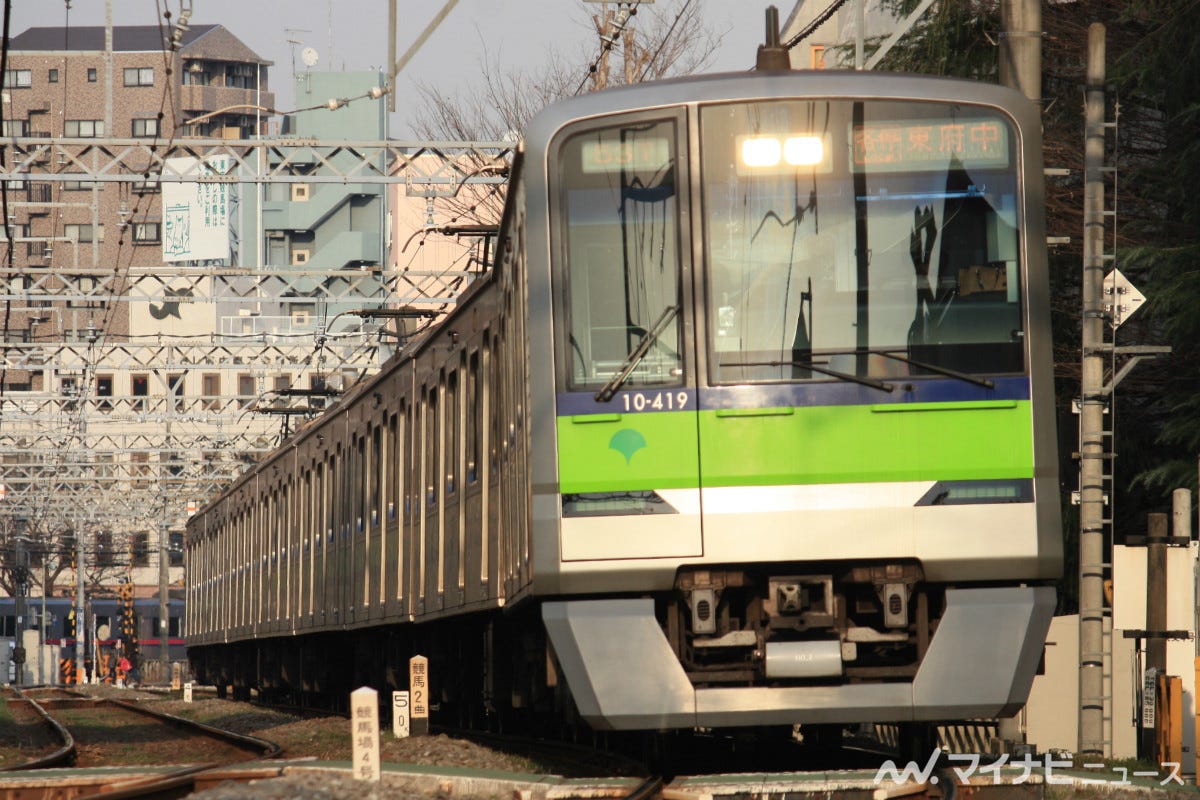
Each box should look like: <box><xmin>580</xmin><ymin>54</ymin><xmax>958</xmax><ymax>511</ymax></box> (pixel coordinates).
<box><xmin>0</xmin><ymin>685</ymin><xmax>280</xmax><ymax>798</ymax></box>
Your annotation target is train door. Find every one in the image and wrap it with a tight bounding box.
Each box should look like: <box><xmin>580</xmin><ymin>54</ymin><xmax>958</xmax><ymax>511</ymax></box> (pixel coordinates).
<box><xmin>551</xmin><ymin>110</ymin><xmax>703</xmax><ymax>562</ymax></box>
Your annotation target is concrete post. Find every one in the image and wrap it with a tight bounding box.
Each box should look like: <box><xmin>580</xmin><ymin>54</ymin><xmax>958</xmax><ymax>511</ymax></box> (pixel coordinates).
<box><xmin>1077</xmin><ymin>22</ymin><xmax>1108</xmax><ymax>759</ymax></box>
<box><xmin>999</xmin><ymin>0</ymin><xmax>1042</xmax><ymax>103</ymax></box>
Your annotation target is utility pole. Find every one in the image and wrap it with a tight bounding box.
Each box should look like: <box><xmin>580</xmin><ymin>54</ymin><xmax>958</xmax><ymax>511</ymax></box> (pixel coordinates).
<box><xmin>1077</xmin><ymin>21</ymin><xmax>1108</xmax><ymax>761</ymax></box>
<box><xmin>999</xmin><ymin>0</ymin><xmax>1041</xmax><ymax>103</ymax></box>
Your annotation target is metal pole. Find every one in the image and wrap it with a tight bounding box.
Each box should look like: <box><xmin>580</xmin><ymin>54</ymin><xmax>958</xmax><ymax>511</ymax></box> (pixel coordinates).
<box><xmin>1077</xmin><ymin>21</ymin><xmax>1107</xmax><ymax>760</ymax></box>
<box><xmin>75</xmin><ymin>517</ymin><xmax>85</xmax><ymax>684</ymax></box>
<box><xmin>39</xmin><ymin>560</ymin><xmax>47</xmax><ymax>684</ymax></box>
<box><xmin>14</xmin><ymin>537</ymin><xmax>25</xmax><ymax>686</ymax></box>
<box><xmin>1146</xmin><ymin>513</ymin><xmax>1169</xmax><ymax>759</ymax></box>
<box><xmin>999</xmin><ymin>0</ymin><xmax>1042</xmax><ymax>102</ymax></box>
<box><xmin>159</xmin><ymin>516</ymin><xmax>171</xmax><ymax>681</ymax></box>
<box><xmin>854</xmin><ymin>0</ymin><xmax>864</xmax><ymax>70</ymax></box>
<box><xmin>387</xmin><ymin>0</ymin><xmax>396</xmax><ymax>112</ymax></box>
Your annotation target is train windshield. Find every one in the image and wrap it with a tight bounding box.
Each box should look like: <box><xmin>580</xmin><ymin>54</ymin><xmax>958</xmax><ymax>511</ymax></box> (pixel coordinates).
<box><xmin>700</xmin><ymin>100</ymin><xmax>1023</xmax><ymax>385</ymax></box>
<box><xmin>555</xmin><ymin>117</ymin><xmax>684</xmax><ymax>393</ymax></box>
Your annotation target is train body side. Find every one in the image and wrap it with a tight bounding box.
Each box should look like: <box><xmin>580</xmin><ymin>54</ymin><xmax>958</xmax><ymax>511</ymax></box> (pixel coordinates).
<box><xmin>186</xmin><ymin>70</ymin><xmax>1060</xmax><ymax>731</ymax></box>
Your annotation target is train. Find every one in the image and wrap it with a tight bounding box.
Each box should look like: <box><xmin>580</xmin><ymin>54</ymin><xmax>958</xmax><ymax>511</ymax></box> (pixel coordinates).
<box><xmin>0</xmin><ymin>595</ymin><xmax>186</xmax><ymax>683</ymax></box>
<box><xmin>185</xmin><ymin>59</ymin><xmax>1061</xmax><ymax>736</ymax></box>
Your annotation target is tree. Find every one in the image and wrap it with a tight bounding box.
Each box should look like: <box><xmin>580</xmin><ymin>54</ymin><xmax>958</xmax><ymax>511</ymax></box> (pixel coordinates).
<box><xmin>406</xmin><ymin>1</ymin><xmax>724</xmax><ymax>225</ymax></box>
<box><xmin>413</xmin><ymin>0</ymin><xmax>722</xmax><ymax>141</ymax></box>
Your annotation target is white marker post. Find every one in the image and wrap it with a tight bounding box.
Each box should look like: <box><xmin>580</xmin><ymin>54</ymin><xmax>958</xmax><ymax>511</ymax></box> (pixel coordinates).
<box><xmin>392</xmin><ymin>690</ymin><xmax>411</xmax><ymax>738</ymax></box>
<box><xmin>183</xmin><ymin>681</ymin><xmax>193</xmax><ymax>703</ymax></box>
<box><xmin>409</xmin><ymin>655</ymin><xmax>429</xmax><ymax>736</ymax></box>
<box><xmin>351</xmin><ymin>686</ymin><xmax>381</xmax><ymax>782</ymax></box>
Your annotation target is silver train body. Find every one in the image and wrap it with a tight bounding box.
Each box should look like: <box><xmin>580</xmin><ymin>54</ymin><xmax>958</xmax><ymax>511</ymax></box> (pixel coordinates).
<box><xmin>187</xmin><ymin>70</ymin><xmax>1061</xmax><ymax>730</ymax></box>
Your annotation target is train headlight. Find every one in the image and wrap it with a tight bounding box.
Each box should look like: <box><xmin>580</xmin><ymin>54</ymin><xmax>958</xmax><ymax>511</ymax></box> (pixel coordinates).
<box><xmin>740</xmin><ymin>136</ymin><xmax>782</xmax><ymax>167</ymax></box>
<box><xmin>739</xmin><ymin>135</ymin><xmax>825</xmax><ymax>168</ymax></box>
<box><xmin>783</xmin><ymin>136</ymin><xmax>824</xmax><ymax>165</ymax></box>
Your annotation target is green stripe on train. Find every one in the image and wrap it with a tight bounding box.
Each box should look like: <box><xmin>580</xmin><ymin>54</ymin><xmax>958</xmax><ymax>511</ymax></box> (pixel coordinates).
<box><xmin>557</xmin><ymin>401</ymin><xmax>1034</xmax><ymax>493</ymax></box>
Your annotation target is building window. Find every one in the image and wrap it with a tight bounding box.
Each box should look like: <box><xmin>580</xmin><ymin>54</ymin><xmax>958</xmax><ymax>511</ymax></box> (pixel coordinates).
<box><xmin>238</xmin><ymin>373</ymin><xmax>255</xmax><ymax>409</ymax></box>
<box><xmin>48</xmin><ymin>68</ymin><xmax>58</xmax><ymax>83</ymax></box>
<box><xmin>131</xmin><ymin>373</ymin><xmax>148</xmax><ymax>411</ymax></box>
<box><xmin>0</xmin><ymin>224</ymin><xmax>28</xmax><ymax>242</ymax></box>
<box><xmin>2</xmin><ymin>119</ymin><xmax>29</xmax><ymax>136</ymax></box>
<box><xmin>65</xmin><ymin>119</ymin><xmax>104</xmax><ymax>137</ymax></box>
<box><xmin>96</xmin><ymin>373</ymin><xmax>113</xmax><ymax>412</ymax></box>
<box><xmin>67</xmin><ymin>274</ymin><xmax>104</xmax><ymax>309</ymax></box>
<box><xmin>87</xmin><ymin>67</ymin><xmax>97</xmax><ymax>82</ymax></box>
<box><xmin>123</xmin><ymin>67</ymin><xmax>153</xmax><ymax>86</ymax></box>
<box><xmin>2</xmin><ymin>70</ymin><xmax>31</xmax><ymax>88</ymax></box>
<box><xmin>810</xmin><ymin>45</ymin><xmax>827</xmax><ymax>69</ymax></box>
<box><xmin>130</xmin><ymin>452</ymin><xmax>151</xmax><ymax>488</ymax></box>
<box><xmin>133</xmin><ymin>222</ymin><xmax>160</xmax><ymax>242</ymax></box>
<box><xmin>131</xmin><ymin>532</ymin><xmax>149</xmax><ymax>567</ymax></box>
<box><xmin>63</xmin><ymin>180</ymin><xmax>101</xmax><ymax>190</ymax></box>
<box><xmin>64</xmin><ymin>224</ymin><xmax>103</xmax><ymax>243</ymax></box>
<box><xmin>131</xmin><ymin>118</ymin><xmax>159</xmax><ymax>138</ymax></box>
<box><xmin>27</xmin><ymin>239</ymin><xmax>49</xmax><ymax>261</ymax></box>
<box><xmin>202</xmin><ymin>372</ymin><xmax>220</xmax><ymax>410</ymax></box>
<box><xmin>95</xmin><ymin>530</ymin><xmax>116</xmax><ymax>566</ymax></box>
<box><xmin>169</xmin><ymin>531</ymin><xmax>184</xmax><ymax>568</ymax></box>
<box><xmin>226</xmin><ymin>62</ymin><xmax>257</xmax><ymax>89</ymax></box>
<box><xmin>168</xmin><ymin>373</ymin><xmax>185</xmax><ymax>411</ymax></box>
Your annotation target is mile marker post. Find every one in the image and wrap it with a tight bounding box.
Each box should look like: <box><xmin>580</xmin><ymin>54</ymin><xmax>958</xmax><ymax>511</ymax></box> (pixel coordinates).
<box><xmin>350</xmin><ymin>686</ymin><xmax>381</xmax><ymax>782</ymax></box>
<box><xmin>393</xmin><ymin>690</ymin><xmax>411</xmax><ymax>738</ymax></box>
<box><xmin>410</xmin><ymin>655</ymin><xmax>429</xmax><ymax>736</ymax></box>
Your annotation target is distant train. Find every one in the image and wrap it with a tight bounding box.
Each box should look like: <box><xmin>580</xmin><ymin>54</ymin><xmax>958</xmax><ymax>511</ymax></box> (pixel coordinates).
<box><xmin>0</xmin><ymin>595</ymin><xmax>186</xmax><ymax>682</ymax></box>
<box><xmin>186</xmin><ymin>63</ymin><xmax>1061</xmax><ymax>736</ymax></box>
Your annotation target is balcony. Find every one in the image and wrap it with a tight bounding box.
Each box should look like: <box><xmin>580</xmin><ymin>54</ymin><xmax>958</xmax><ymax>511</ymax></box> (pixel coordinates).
<box><xmin>180</xmin><ymin>84</ymin><xmax>276</xmax><ymax>119</ymax></box>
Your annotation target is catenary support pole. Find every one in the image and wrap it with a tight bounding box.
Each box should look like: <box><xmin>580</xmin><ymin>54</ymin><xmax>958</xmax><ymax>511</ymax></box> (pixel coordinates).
<box><xmin>75</xmin><ymin>517</ymin><xmax>85</xmax><ymax>684</ymax></box>
<box><xmin>1077</xmin><ymin>21</ymin><xmax>1108</xmax><ymax>760</ymax></box>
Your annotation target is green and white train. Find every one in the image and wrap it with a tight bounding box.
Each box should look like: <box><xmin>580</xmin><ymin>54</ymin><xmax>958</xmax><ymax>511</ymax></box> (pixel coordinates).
<box><xmin>186</xmin><ymin>66</ymin><xmax>1062</xmax><ymax>733</ymax></box>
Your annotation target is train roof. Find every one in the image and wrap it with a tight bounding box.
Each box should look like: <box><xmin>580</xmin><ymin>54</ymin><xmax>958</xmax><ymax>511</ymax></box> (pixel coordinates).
<box><xmin>524</xmin><ymin>69</ymin><xmax>1040</xmax><ymax>158</ymax></box>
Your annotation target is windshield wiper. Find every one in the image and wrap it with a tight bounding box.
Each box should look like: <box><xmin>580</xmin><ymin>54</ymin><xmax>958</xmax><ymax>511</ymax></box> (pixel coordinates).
<box><xmin>719</xmin><ymin>359</ymin><xmax>895</xmax><ymax>393</ymax></box>
<box><xmin>860</xmin><ymin>349</ymin><xmax>994</xmax><ymax>389</ymax></box>
<box><xmin>594</xmin><ymin>305</ymin><xmax>680</xmax><ymax>402</ymax></box>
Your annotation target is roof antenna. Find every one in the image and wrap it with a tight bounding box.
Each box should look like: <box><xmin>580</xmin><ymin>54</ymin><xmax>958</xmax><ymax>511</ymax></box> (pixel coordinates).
<box><xmin>756</xmin><ymin>6</ymin><xmax>791</xmax><ymax>71</ymax></box>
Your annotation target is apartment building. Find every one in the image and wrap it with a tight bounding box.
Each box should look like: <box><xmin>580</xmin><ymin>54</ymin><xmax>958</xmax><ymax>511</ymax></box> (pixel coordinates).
<box><xmin>3</xmin><ymin>23</ymin><xmax>273</xmax><ymax>372</ymax></box>
<box><xmin>1</xmin><ymin>23</ymin><xmax>275</xmax><ymax>594</ymax></box>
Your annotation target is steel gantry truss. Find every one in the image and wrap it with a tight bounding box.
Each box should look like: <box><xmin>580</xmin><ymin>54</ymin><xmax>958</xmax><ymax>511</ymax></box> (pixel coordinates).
<box><xmin>0</xmin><ymin>134</ymin><xmax>511</xmax><ymax>543</ymax></box>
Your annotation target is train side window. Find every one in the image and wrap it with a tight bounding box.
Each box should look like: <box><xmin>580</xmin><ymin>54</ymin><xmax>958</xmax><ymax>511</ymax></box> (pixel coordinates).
<box><xmin>372</xmin><ymin>423</ymin><xmax>383</xmax><ymax>527</ymax></box>
<box><xmin>466</xmin><ymin>351</ymin><xmax>479</xmax><ymax>484</ymax></box>
<box><xmin>387</xmin><ymin>412</ymin><xmax>399</xmax><ymax>521</ymax></box>
<box><xmin>446</xmin><ymin>367</ymin><xmax>458</xmax><ymax>496</ymax></box>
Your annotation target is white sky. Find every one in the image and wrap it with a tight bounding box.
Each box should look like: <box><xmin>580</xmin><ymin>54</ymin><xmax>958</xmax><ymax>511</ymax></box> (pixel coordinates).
<box><xmin>10</xmin><ymin>0</ymin><xmax>780</xmax><ymax>136</ymax></box>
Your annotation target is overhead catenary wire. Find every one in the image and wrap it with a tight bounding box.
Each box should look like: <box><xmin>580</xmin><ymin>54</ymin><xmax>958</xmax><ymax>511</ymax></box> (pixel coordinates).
<box><xmin>574</xmin><ymin>1</ymin><xmax>642</xmax><ymax>95</ymax></box>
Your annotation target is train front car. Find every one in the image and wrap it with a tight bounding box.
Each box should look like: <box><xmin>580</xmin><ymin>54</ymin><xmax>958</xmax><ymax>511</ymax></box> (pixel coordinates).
<box><xmin>526</xmin><ymin>72</ymin><xmax>1062</xmax><ymax>731</ymax></box>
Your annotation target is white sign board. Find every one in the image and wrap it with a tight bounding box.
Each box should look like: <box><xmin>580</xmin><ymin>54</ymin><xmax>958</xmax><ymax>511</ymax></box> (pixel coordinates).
<box><xmin>162</xmin><ymin>155</ymin><xmax>233</xmax><ymax>262</ymax></box>
<box><xmin>350</xmin><ymin>686</ymin><xmax>380</xmax><ymax>782</ymax></box>
<box><xmin>1104</xmin><ymin>268</ymin><xmax>1147</xmax><ymax>329</ymax></box>
<box><xmin>392</xmin><ymin>690</ymin><xmax>410</xmax><ymax>738</ymax></box>
<box><xmin>1143</xmin><ymin>667</ymin><xmax>1157</xmax><ymax>728</ymax></box>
